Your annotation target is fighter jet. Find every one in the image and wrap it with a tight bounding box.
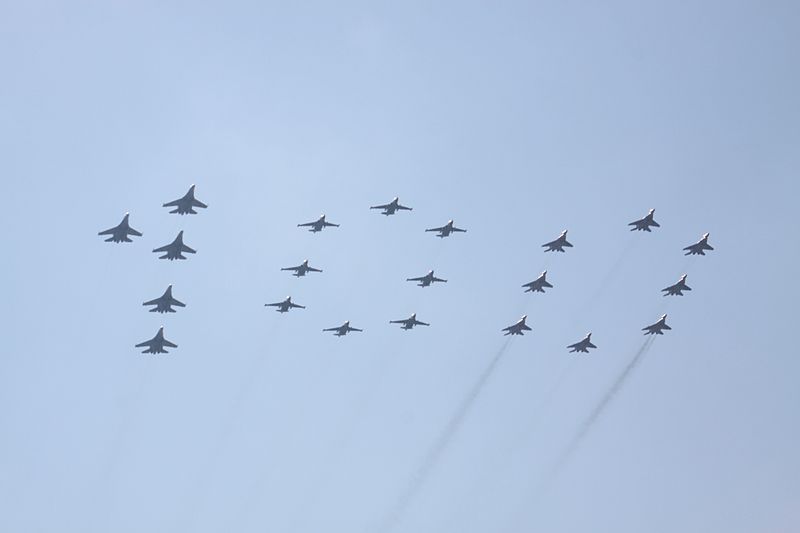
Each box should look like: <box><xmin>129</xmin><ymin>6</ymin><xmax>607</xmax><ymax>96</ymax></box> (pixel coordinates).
<box><xmin>98</xmin><ymin>213</ymin><xmax>142</xmax><ymax>243</ymax></box>
<box><xmin>642</xmin><ymin>314</ymin><xmax>671</xmax><ymax>335</ymax></box>
<box><xmin>281</xmin><ymin>260</ymin><xmax>322</xmax><ymax>277</ymax></box>
<box><xmin>163</xmin><ymin>184</ymin><xmax>207</xmax><ymax>215</ymax></box>
<box><xmin>683</xmin><ymin>233</ymin><xmax>714</xmax><ymax>256</ymax></box>
<box><xmin>425</xmin><ymin>220</ymin><xmax>466</xmax><ymax>238</ymax></box>
<box><xmin>662</xmin><ymin>274</ymin><xmax>692</xmax><ymax>296</ymax></box>
<box><xmin>152</xmin><ymin>231</ymin><xmax>196</xmax><ymax>260</ymax></box>
<box><xmin>522</xmin><ymin>271</ymin><xmax>553</xmax><ymax>293</ymax></box>
<box><xmin>567</xmin><ymin>333</ymin><xmax>597</xmax><ymax>353</ymax></box>
<box><xmin>390</xmin><ymin>313</ymin><xmax>430</xmax><ymax>330</ymax></box>
<box><xmin>542</xmin><ymin>230</ymin><xmax>573</xmax><ymax>252</ymax></box>
<box><xmin>323</xmin><ymin>321</ymin><xmax>363</xmax><ymax>336</ymax></box>
<box><xmin>406</xmin><ymin>270</ymin><xmax>447</xmax><ymax>287</ymax></box>
<box><xmin>502</xmin><ymin>315</ymin><xmax>532</xmax><ymax>336</ymax></box>
<box><xmin>370</xmin><ymin>197</ymin><xmax>412</xmax><ymax>216</ymax></box>
<box><xmin>628</xmin><ymin>209</ymin><xmax>660</xmax><ymax>232</ymax></box>
<box><xmin>298</xmin><ymin>215</ymin><xmax>339</xmax><ymax>233</ymax></box>
<box><xmin>135</xmin><ymin>327</ymin><xmax>177</xmax><ymax>354</ymax></box>
<box><xmin>265</xmin><ymin>296</ymin><xmax>305</xmax><ymax>313</ymax></box>
<box><xmin>142</xmin><ymin>285</ymin><xmax>186</xmax><ymax>313</ymax></box>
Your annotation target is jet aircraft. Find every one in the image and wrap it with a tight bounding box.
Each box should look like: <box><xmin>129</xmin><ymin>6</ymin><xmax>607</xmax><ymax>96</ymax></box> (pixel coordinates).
<box><xmin>522</xmin><ymin>271</ymin><xmax>553</xmax><ymax>293</ymax></box>
<box><xmin>370</xmin><ymin>197</ymin><xmax>412</xmax><ymax>216</ymax></box>
<box><xmin>542</xmin><ymin>230</ymin><xmax>573</xmax><ymax>252</ymax></box>
<box><xmin>683</xmin><ymin>233</ymin><xmax>714</xmax><ymax>255</ymax></box>
<box><xmin>281</xmin><ymin>260</ymin><xmax>322</xmax><ymax>277</ymax></box>
<box><xmin>642</xmin><ymin>314</ymin><xmax>671</xmax><ymax>335</ymax></box>
<box><xmin>628</xmin><ymin>209</ymin><xmax>660</xmax><ymax>232</ymax></box>
<box><xmin>265</xmin><ymin>296</ymin><xmax>305</xmax><ymax>313</ymax></box>
<box><xmin>135</xmin><ymin>327</ymin><xmax>177</xmax><ymax>354</ymax></box>
<box><xmin>567</xmin><ymin>333</ymin><xmax>597</xmax><ymax>353</ymax></box>
<box><xmin>323</xmin><ymin>321</ymin><xmax>363</xmax><ymax>336</ymax></box>
<box><xmin>142</xmin><ymin>285</ymin><xmax>186</xmax><ymax>313</ymax></box>
<box><xmin>163</xmin><ymin>184</ymin><xmax>207</xmax><ymax>215</ymax></box>
<box><xmin>98</xmin><ymin>213</ymin><xmax>142</xmax><ymax>243</ymax></box>
<box><xmin>390</xmin><ymin>313</ymin><xmax>430</xmax><ymax>330</ymax></box>
<box><xmin>152</xmin><ymin>231</ymin><xmax>196</xmax><ymax>260</ymax></box>
<box><xmin>425</xmin><ymin>220</ymin><xmax>466</xmax><ymax>238</ymax></box>
<box><xmin>406</xmin><ymin>270</ymin><xmax>447</xmax><ymax>287</ymax></box>
<box><xmin>662</xmin><ymin>274</ymin><xmax>691</xmax><ymax>296</ymax></box>
<box><xmin>502</xmin><ymin>315</ymin><xmax>532</xmax><ymax>336</ymax></box>
<box><xmin>298</xmin><ymin>215</ymin><xmax>339</xmax><ymax>233</ymax></box>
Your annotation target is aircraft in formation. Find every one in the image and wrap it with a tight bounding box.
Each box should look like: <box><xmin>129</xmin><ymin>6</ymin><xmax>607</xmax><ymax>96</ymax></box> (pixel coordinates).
<box><xmin>502</xmin><ymin>315</ymin><xmax>532</xmax><ymax>336</ymax></box>
<box><xmin>642</xmin><ymin>314</ymin><xmax>671</xmax><ymax>335</ymax></box>
<box><xmin>567</xmin><ymin>333</ymin><xmax>597</xmax><ymax>353</ymax></box>
<box><xmin>142</xmin><ymin>285</ymin><xmax>185</xmax><ymax>313</ymax></box>
<box><xmin>390</xmin><ymin>313</ymin><xmax>430</xmax><ymax>330</ymax></box>
<box><xmin>425</xmin><ymin>220</ymin><xmax>467</xmax><ymax>238</ymax></box>
<box><xmin>522</xmin><ymin>271</ymin><xmax>553</xmax><ymax>293</ymax></box>
<box><xmin>370</xmin><ymin>197</ymin><xmax>413</xmax><ymax>216</ymax></box>
<box><xmin>407</xmin><ymin>270</ymin><xmax>447</xmax><ymax>287</ymax></box>
<box><xmin>153</xmin><ymin>230</ymin><xmax>196</xmax><ymax>260</ymax></box>
<box><xmin>298</xmin><ymin>215</ymin><xmax>339</xmax><ymax>233</ymax></box>
<box><xmin>163</xmin><ymin>184</ymin><xmax>208</xmax><ymax>215</ymax></box>
<box><xmin>628</xmin><ymin>208</ymin><xmax>660</xmax><ymax>232</ymax></box>
<box><xmin>662</xmin><ymin>274</ymin><xmax>691</xmax><ymax>296</ymax></box>
<box><xmin>98</xmin><ymin>213</ymin><xmax>142</xmax><ymax>243</ymax></box>
<box><xmin>266</xmin><ymin>296</ymin><xmax>305</xmax><ymax>313</ymax></box>
<box><xmin>684</xmin><ymin>233</ymin><xmax>714</xmax><ymax>256</ymax></box>
<box><xmin>103</xmin><ymin>190</ymin><xmax>712</xmax><ymax>351</ymax></box>
<box><xmin>135</xmin><ymin>327</ymin><xmax>177</xmax><ymax>354</ymax></box>
<box><xmin>542</xmin><ymin>230</ymin><xmax>572</xmax><ymax>253</ymax></box>
<box><xmin>282</xmin><ymin>260</ymin><xmax>323</xmax><ymax>277</ymax></box>
<box><xmin>323</xmin><ymin>321</ymin><xmax>363</xmax><ymax>336</ymax></box>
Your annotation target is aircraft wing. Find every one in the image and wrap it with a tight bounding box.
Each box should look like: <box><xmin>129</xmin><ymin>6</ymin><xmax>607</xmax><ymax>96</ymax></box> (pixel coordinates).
<box><xmin>452</xmin><ymin>226</ymin><xmax>466</xmax><ymax>232</ymax></box>
<box><xmin>588</xmin><ymin>341</ymin><xmax>597</xmax><ymax>348</ymax></box>
<box><xmin>370</xmin><ymin>203</ymin><xmax>391</xmax><ymax>210</ymax></box>
<box><xmin>322</xmin><ymin>327</ymin><xmax>339</xmax><ymax>332</ymax></box>
<box><xmin>281</xmin><ymin>266</ymin><xmax>300</xmax><ymax>271</ymax></box>
<box><xmin>651</xmin><ymin>220</ymin><xmax>661</xmax><ymax>227</ymax></box>
<box><xmin>181</xmin><ymin>244</ymin><xmax>197</xmax><ymax>253</ymax></box>
<box><xmin>127</xmin><ymin>227</ymin><xmax>143</xmax><ymax>236</ymax></box>
<box><xmin>308</xmin><ymin>266</ymin><xmax>323</xmax><ymax>273</ymax></box>
<box><xmin>349</xmin><ymin>327</ymin><xmax>363</xmax><ymax>332</ymax></box>
<box><xmin>98</xmin><ymin>227</ymin><xmax>115</xmax><ymax>235</ymax></box>
<box><xmin>290</xmin><ymin>302</ymin><xmax>305</xmax><ymax>309</ymax></box>
<box><xmin>425</xmin><ymin>226</ymin><xmax>445</xmax><ymax>232</ymax></box>
<box><xmin>152</xmin><ymin>244</ymin><xmax>172</xmax><ymax>253</ymax></box>
<box><xmin>323</xmin><ymin>221</ymin><xmax>339</xmax><ymax>227</ymax></box>
<box><xmin>162</xmin><ymin>199</ymin><xmax>181</xmax><ymax>207</ymax></box>
<box><xmin>163</xmin><ymin>339</ymin><xmax>178</xmax><ymax>348</ymax></box>
<box><xmin>135</xmin><ymin>339</ymin><xmax>153</xmax><ymax>348</ymax></box>
<box><xmin>397</xmin><ymin>204</ymin><xmax>412</xmax><ymax>211</ymax></box>
<box><xmin>413</xmin><ymin>319</ymin><xmax>430</xmax><ymax>326</ymax></box>
<box><xmin>142</xmin><ymin>297</ymin><xmax>161</xmax><ymax>306</ymax></box>
<box><xmin>298</xmin><ymin>221</ymin><xmax>316</xmax><ymax>227</ymax></box>
<box><xmin>406</xmin><ymin>276</ymin><xmax>425</xmax><ymax>282</ymax></box>
<box><xmin>192</xmin><ymin>198</ymin><xmax>208</xmax><ymax>208</ymax></box>
<box><xmin>431</xmin><ymin>276</ymin><xmax>447</xmax><ymax>283</ymax></box>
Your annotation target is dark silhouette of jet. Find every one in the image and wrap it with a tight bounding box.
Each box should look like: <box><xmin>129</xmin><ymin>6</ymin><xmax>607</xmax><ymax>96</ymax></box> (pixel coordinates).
<box><xmin>153</xmin><ymin>231</ymin><xmax>196</xmax><ymax>260</ymax></box>
<box><xmin>281</xmin><ymin>260</ymin><xmax>322</xmax><ymax>277</ymax></box>
<box><xmin>568</xmin><ymin>333</ymin><xmax>597</xmax><ymax>353</ymax></box>
<box><xmin>662</xmin><ymin>274</ymin><xmax>691</xmax><ymax>296</ymax></box>
<box><xmin>503</xmin><ymin>315</ymin><xmax>532</xmax><ymax>336</ymax></box>
<box><xmin>370</xmin><ymin>197</ymin><xmax>412</xmax><ymax>216</ymax></box>
<box><xmin>425</xmin><ymin>220</ymin><xmax>466</xmax><ymax>238</ymax></box>
<box><xmin>523</xmin><ymin>271</ymin><xmax>553</xmax><ymax>293</ymax></box>
<box><xmin>643</xmin><ymin>314</ymin><xmax>671</xmax><ymax>335</ymax></box>
<box><xmin>390</xmin><ymin>313</ymin><xmax>430</xmax><ymax>330</ymax></box>
<box><xmin>143</xmin><ymin>285</ymin><xmax>186</xmax><ymax>313</ymax></box>
<box><xmin>135</xmin><ymin>327</ymin><xmax>177</xmax><ymax>354</ymax></box>
<box><xmin>298</xmin><ymin>215</ymin><xmax>339</xmax><ymax>233</ymax></box>
<box><xmin>629</xmin><ymin>209</ymin><xmax>660</xmax><ymax>232</ymax></box>
<box><xmin>265</xmin><ymin>296</ymin><xmax>305</xmax><ymax>313</ymax></box>
<box><xmin>542</xmin><ymin>230</ymin><xmax>573</xmax><ymax>252</ymax></box>
<box><xmin>98</xmin><ymin>213</ymin><xmax>142</xmax><ymax>243</ymax></box>
<box><xmin>683</xmin><ymin>233</ymin><xmax>714</xmax><ymax>255</ymax></box>
<box><xmin>163</xmin><ymin>184</ymin><xmax>207</xmax><ymax>215</ymax></box>
<box><xmin>406</xmin><ymin>270</ymin><xmax>447</xmax><ymax>287</ymax></box>
<box><xmin>323</xmin><ymin>321</ymin><xmax>363</xmax><ymax>336</ymax></box>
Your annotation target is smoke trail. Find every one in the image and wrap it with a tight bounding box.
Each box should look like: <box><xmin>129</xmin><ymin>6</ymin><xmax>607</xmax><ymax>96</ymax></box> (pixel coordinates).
<box><xmin>373</xmin><ymin>338</ymin><xmax>512</xmax><ymax>533</ymax></box>
<box><xmin>546</xmin><ymin>336</ymin><xmax>655</xmax><ymax>485</ymax></box>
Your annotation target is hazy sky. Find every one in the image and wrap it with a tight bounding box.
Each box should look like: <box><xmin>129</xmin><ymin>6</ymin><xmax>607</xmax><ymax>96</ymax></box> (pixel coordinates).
<box><xmin>1</xmin><ymin>1</ymin><xmax>799</xmax><ymax>532</ymax></box>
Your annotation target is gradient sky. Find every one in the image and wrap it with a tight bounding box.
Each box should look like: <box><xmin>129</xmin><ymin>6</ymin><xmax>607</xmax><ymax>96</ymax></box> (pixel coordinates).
<box><xmin>2</xmin><ymin>1</ymin><xmax>799</xmax><ymax>532</ymax></box>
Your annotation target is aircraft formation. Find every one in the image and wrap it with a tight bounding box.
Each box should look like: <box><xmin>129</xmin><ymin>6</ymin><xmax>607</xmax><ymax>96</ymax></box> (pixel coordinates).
<box><xmin>99</xmin><ymin>193</ymin><xmax>714</xmax><ymax>354</ymax></box>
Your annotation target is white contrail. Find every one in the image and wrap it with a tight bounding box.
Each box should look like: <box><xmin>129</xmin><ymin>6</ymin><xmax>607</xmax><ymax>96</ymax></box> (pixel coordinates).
<box><xmin>373</xmin><ymin>338</ymin><xmax>512</xmax><ymax>533</ymax></box>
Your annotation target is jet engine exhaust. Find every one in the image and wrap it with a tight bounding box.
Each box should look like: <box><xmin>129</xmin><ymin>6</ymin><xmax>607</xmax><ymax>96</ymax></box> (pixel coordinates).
<box><xmin>374</xmin><ymin>338</ymin><xmax>512</xmax><ymax>533</ymax></box>
<box><xmin>548</xmin><ymin>336</ymin><xmax>655</xmax><ymax>485</ymax></box>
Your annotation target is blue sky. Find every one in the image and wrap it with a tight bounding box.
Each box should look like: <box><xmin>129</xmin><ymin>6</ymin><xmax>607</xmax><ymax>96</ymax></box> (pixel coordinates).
<box><xmin>1</xmin><ymin>1</ymin><xmax>799</xmax><ymax>532</ymax></box>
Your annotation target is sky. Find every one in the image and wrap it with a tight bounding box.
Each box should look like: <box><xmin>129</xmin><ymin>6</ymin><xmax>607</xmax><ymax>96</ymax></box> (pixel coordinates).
<box><xmin>1</xmin><ymin>1</ymin><xmax>799</xmax><ymax>532</ymax></box>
